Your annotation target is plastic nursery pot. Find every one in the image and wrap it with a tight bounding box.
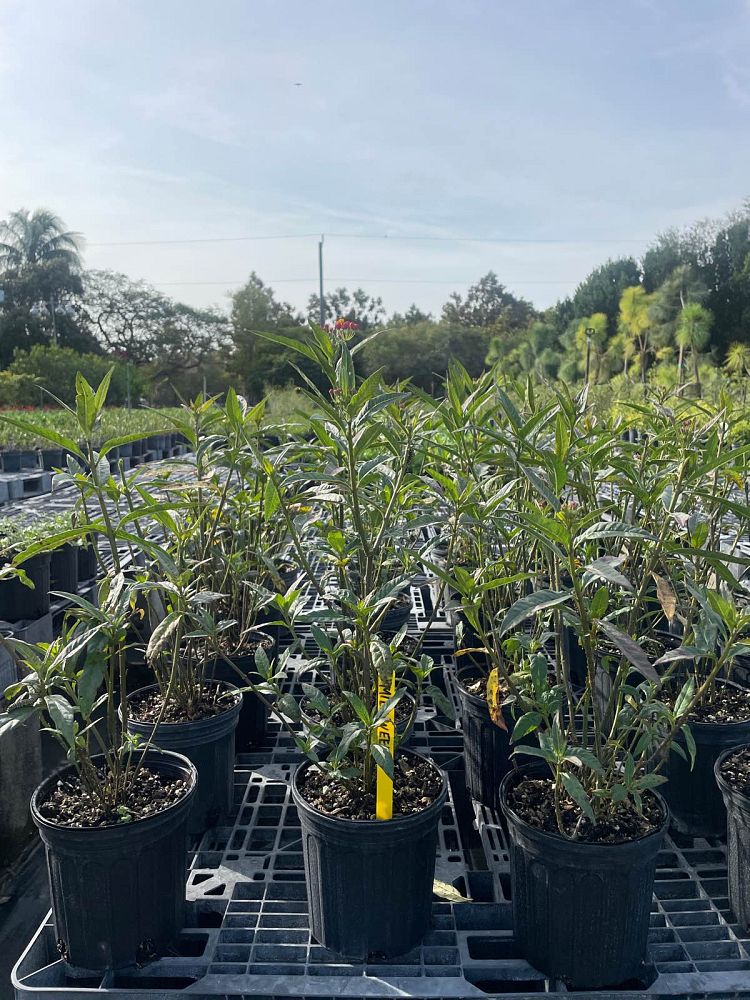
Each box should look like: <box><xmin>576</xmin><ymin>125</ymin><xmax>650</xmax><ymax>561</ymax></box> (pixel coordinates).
<box><xmin>19</xmin><ymin>449</ymin><xmax>38</xmax><ymax>469</ymax></box>
<box><xmin>662</xmin><ymin>707</ymin><xmax>750</xmax><ymax>837</ymax></box>
<box><xmin>125</xmin><ymin>681</ymin><xmax>241</xmax><ymax>836</ymax></box>
<box><xmin>50</xmin><ymin>543</ymin><xmax>79</xmax><ymax>595</ymax></box>
<box><xmin>378</xmin><ymin>590</ymin><xmax>413</xmax><ymax>637</ymax></box>
<box><xmin>0</xmin><ymin>552</ymin><xmax>51</xmax><ymax>623</ymax></box>
<box><xmin>292</xmin><ymin>751</ymin><xmax>447</xmax><ymax>960</ymax></box>
<box><xmin>1</xmin><ymin>450</ymin><xmax>21</xmax><ymax>472</ymax></box>
<box><xmin>76</xmin><ymin>543</ymin><xmax>99</xmax><ymax>584</ymax></box>
<box><xmin>560</xmin><ymin>624</ymin><xmax>587</xmax><ymax>687</ymax></box>
<box><xmin>39</xmin><ymin>448</ymin><xmax>64</xmax><ymax>471</ymax></box>
<box><xmin>499</xmin><ymin>765</ymin><xmax>668</xmax><ymax>990</ymax></box>
<box><xmin>456</xmin><ymin>666</ymin><xmax>515</xmax><ymax>810</ymax></box>
<box><xmin>31</xmin><ymin>749</ymin><xmax>197</xmax><ymax>972</ymax></box>
<box><xmin>205</xmin><ymin>632</ymin><xmax>276</xmax><ymax>752</ymax></box>
<box><xmin>715</xmin><ymin>745</ymin><xmax>750</xmax><ymax>931</ymax></box>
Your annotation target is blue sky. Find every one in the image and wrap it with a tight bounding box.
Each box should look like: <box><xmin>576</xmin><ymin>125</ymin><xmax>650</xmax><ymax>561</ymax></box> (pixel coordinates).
<box><xmin>0</xmin><ymin>0</ymin><xmax>748</xmax><ymax>317</ymax></box>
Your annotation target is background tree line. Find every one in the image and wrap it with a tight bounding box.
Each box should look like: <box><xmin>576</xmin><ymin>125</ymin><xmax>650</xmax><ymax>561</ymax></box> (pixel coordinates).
<box><xmin>0</xmin><ymin>202</ymin><xmax>748</xmax><ymax>405</ymax></box>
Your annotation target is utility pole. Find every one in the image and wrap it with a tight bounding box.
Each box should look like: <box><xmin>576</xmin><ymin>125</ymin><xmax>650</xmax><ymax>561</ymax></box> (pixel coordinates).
<box><xmin>318</xmin><ymin>235</ymin><xmax>325</xmax><ymax>326</ymax></box>
<box><xmin>49</xmin><ymin>294</ymin><xmax>58</xmax><ymax>346</ymax></box>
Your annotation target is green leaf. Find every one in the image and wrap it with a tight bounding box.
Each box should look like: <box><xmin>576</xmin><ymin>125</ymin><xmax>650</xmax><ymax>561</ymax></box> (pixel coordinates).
<box><xmin>682</xmin><ymin>724</ymin><xmax>696</xmax><ymax>769</ymax></box>
<box><xmin>46</xmin><ymin>694</ymin><xmax>75</xmax><ymax>749</ymax></box>
<box><xmin>512</xmin><ymin>744</ymin><xmax>556</xmax><ymax>768</ymax></box>
<box><xmin>673</xmin><ymin>678</ymin><xmax>695</xmax><ymax>719</ymax></box>
<box><xmin>561</xmin><ymin>772</ymin><xmax>594</xmax><ymax>823</ymax></box>
<box><xmin>577</xmin><ymin>521</ymin><xmax>656</xmax><ymax>543</ymax></box>
<box><xmin>277</xmin><ymin>693</ymin><xmax>301</xmax><ymax>722</ymax></box>
<box><xmin>512</xmin><ymin>711</ymin><xmax>542</xmax><ymax>742</ymax></box>
<box><xmin>589</xmin><ymin>585</ymin><xmax>609</xmax><ymax>619</ymax></box>
<box><xmin>310</xmin><ymin>624</ymin><xmax>333</xmax><ymax>652</ymax></box>
<box><xmin>498</xmin><ymin>590</ymin><xmax>571</xmax><ymax>638</ymax></box>
<box><xmin>706</xmin><ymin>590</ymin><xmax>736</xmax><ymax>628</ymax></box>
<box><xmin>343</xmin><ymin>690</ymin><xmax>371</xmax><ymax>726</ymax></box>
<box><xmin>370</xmin><ymin>742</ymin><xmax>394</xmax><ymax>780</ymax></box>
<box><xmin>77</xmin><ymin>654</ymin><xmax>107</xmax><ymax>718</ymax></box>
<box><xmin>612</xmin><ymin>783</ymin><xmax>628</xmax><ymax>803</ymax></box>
<box><xmin>0</xmin><ymin>415</ymin><xmax>82</xmax><ymax>457</ymax></box>
<box><xmin>584</xmin><ymin>556</ymin><xmax>633</xmax><ymax>592</ymax></box>
<box><xmin>564</xmin><ymin>746</ymin><xmax>605</xmax><ymax>774</ymax></box>
<box><xmin>636</xmin><ymin>772</ymin><xmax>667</xmax><ymax>790</ymax></box>
<box><xmin>653</xmin><ymin>645</ymin><xmax>703</xmax><ymax>666</ymax></box>
<box><xmin>424</xmin><ymin>684</ymin><xmax>455</xmax><ymax>721</ymax></box>
<box><xmin>146</xmin><ymin>611</ymin><xmax>181</xmax><ymax>662</ymax></box>
<box><xmin>598</xmin><ymin>621</ymin><xmax>659</xmax><ymax>683</ymax></box>
<box><xmin>254</xmin><ymin>330</ymin><xmax>322</xmax><ymax>363</ymax></box>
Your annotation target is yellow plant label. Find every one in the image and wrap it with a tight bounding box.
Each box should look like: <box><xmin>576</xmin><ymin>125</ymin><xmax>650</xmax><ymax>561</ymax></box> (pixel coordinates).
<box><xmin>375</xmin><ymin>673</ymin><xmax>396</xmax><ymax>820</ymax></box>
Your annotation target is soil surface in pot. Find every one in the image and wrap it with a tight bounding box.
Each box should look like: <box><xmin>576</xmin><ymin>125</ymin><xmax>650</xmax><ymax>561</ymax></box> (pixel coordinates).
<box><xmin>509</xmin><ymin>777</ymin><xmax>662</xmax><ymax>844</ymax></box>
<box><xmin>299</xmin><ymin>755</ymin><xmax>441</xmax><ymax>820</ymax></box>
<box><xmin>130</xmin><ymin>686</ymin><xmax>241</xmax><ymax>724</ymax></box>
<box><xmin>719</xmin><ymin>746</ymin><xmax>750</xmax><ymax>794</ymax></box>
<box><xmin>667</xmin><ymin>683</ymin><xmax>750</xmax><ymax>724</ymax></box>
<box><xmin>303</xmin><ymin>686</ymin><xmax>412</xmax><ymax>729</ymax></box>
<box><xmin>687</xmin><ymin>685</ymin><xmax>750</xmax><ymax>724</ymax></box>
<box><xmin>215</xmin><ymin>633</ymin><xmax>274</xmax><ymax>665</ymax></box>
<box><xmin>464</xmin><ymin>676</ymin><xmax>488</xmax><ymax>697</ymax></box>
<box><xmin>38</xmin><ymin>766</ymin><xmax>190</xmax><ymax>828</ymax></box>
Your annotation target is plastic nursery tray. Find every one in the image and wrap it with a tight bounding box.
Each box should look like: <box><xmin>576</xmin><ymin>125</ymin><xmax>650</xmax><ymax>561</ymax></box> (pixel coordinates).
<box><xmin>12</xmin><ymin>612</ymin><xmax>750</xmax><ymax>1000</ymax></box>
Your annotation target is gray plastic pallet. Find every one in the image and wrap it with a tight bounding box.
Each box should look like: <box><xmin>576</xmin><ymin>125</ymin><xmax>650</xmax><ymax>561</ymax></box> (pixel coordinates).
<box><xmin>11</xmin><ymin>587</ymin><xmax>750</xmax><ymax>999</ymax></box>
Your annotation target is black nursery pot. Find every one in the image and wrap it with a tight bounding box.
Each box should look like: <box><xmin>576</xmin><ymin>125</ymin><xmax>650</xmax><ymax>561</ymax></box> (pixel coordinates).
<box><xmin>560</xmin><ymin>624</ymin><xmax>587</xmax><ymax>687</ymax></box>
<box><xmin>1</xmin><ymin>450</ymin><xmax>21</xmax><ymax>472</ymax></box>
<box><xmin>715</xmin><ymin>746</ymin><xmax>750</xmax><ymax>931</ymax></box>
<box><xmin>292</xmin><ymin>752</ymin><xmax>447</xmax><ymax>960</ymax></box>
<box><xmin>456</xmin><ymin>667</ymin><xmax>513</xmax><ymax>809</ymax></box>
<box><xmin>77</xmin><ymin>543</ymin><xmax>99</xmax><ymax>584</ymax></box>
<box><xmin>19</xmin><ymin>449</ymin><xmax>38</xmax><ymax>469</ymax></box>
<box><xmin>31</xmin><ymin>749</ymin><xmax>197</xmax><ymax>972</ymax></box>
<box><xmin>500</xmin><ymin>765</ymin><xmax>668</xmax><ymax>989</ymax></box>
<box><xmin>205</xmin><ymin>633</ymin><xmax>276</xmax><ymax>752</ymax></box>
<box><xmin>378</xmin><ymin>591</ymin><xmax>413</xmax><ymax>636</ymax></box>
<box><xmin>0</xmin><ymin>552</ymin><xmax>51</xmax><ymax>622</ymax></box>
<box><xmin>126</xmin><ymin>682</ymin><xmax>241</xmax><ymax>836</ymax></box>
<box><xmin>50</xmin><ymin>543</ymin><xmax>79</xmax><ymax>595</ymax></box>
<box><xmin>40</xmin><ymin>448</ymin><xmax>64</xmax><ymax>470</ymax></box>
<box><xmin>662</xmin><ymin>711</ymin><xmax>750</xmax><ymax>837</ymax></box>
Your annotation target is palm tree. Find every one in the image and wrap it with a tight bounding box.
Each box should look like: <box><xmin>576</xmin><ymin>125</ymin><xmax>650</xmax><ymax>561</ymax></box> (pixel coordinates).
<box><xmin>675</xmin><ymin>303</ymin><xmax>712</xmax><ymax>396</ymax></box>
<box><xmin>618</xmin><ymin>286</ymin><xmax>653</xmax><ymax>383</ymax></box>
<box><xmin>725</xmin><ymin>341</ymin><xmax>750</xmax><ymax>404</ymax></box>
<box><xmin>0</xmin><ymin>208</ymin><xmax>82</xmax><ymax>272</ymax></box>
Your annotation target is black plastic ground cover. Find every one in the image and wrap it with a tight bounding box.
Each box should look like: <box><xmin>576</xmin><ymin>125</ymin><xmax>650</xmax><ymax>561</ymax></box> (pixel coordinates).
<box><xmin>12</xmin><ymin>589</ymin><xmax>750</xmax><ymax>999</ymax></box>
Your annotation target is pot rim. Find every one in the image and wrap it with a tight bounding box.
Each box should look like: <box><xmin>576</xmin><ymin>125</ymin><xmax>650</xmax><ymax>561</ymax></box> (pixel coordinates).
<box><xmin>500</xmin><ymin>762</ymin><xmax>669</xmax><ymax>851</ymax></box>
<box><xmin>30</xmin><ymin>748</ymin><xmax>198</xmax><ymax>833</ymax></box>
<box><xmin>675</xmin><ymin>680</ymin><xmax>750</xmax><ymax>731</ymax></box>
<box><xmin>715</xmin><ymin>743</ymin><xmax>750</xmax><ymax>803</ymax></box>
<box><xmin>214</xmin><ymin>629</ymin><xmax>275</xmax><ymax>661</ymax></box>
<box><xmin>291</xmin><ymin>748</ymin><xmax>447</xmax><ymax>827</ymax></box>
<box><xmin>126</xmin><ymin>679</ymin><xmax>241</xmax><ymax>727</ymax></box>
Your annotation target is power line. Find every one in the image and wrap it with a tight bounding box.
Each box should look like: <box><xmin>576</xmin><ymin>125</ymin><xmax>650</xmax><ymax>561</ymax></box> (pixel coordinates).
<box><xmin>89</xmin><ymin>231</ymin><xmax>650</xmax><ymax>248</ymax></box>
<box><xmin>89</xmin><ymin>233</ymin><xmax>321</xmax><ymax>247</ymax></box>
<box><xmin>151</xmin><ymin>277</ymin><xmax>579</xmax><ymax>287</ymax></box>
